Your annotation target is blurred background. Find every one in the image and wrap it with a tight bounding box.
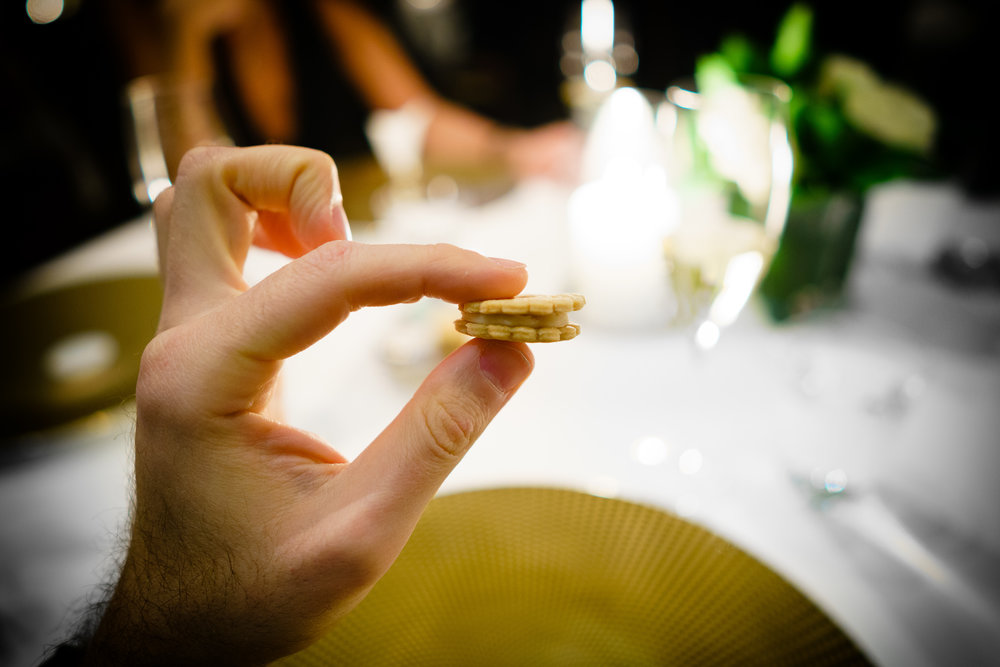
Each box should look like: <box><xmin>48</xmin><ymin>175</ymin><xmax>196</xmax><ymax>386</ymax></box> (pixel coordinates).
<box><xmin>1</xmin><ymin>0</ymin><xmax>996</xmax><ymax>287</ymax></box>
<box><xmin>2</xmin><ymin>1</ymin><xmax>999</xmax><ymax>666</ymax></box>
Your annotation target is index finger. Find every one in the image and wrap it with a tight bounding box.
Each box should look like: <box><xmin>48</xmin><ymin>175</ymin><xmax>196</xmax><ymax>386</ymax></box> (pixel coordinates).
<box><xmin>230</xmin><ymin>241</ymin><xmax>528</xmax><ymax>360</ymax></box>
<box><xmin>187</xmin><ymin>241</ymin><xmax>528</xmax><ymax>415</ymax></box>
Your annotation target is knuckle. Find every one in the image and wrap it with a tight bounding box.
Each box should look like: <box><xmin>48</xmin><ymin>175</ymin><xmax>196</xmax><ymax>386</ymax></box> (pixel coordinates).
<box><xmin>175</xmin><ymin>144</ymin><xmax>226</xmax><ymax>180</ymax></box>
<box><xmin>304</xmin><ymin>240</ymin><xmax>357</xmax><ymax>309</ymax></box>
<box><xmin>420</xmin><ymin>396</ymin><xmax>479</xmax><ymax>463</ymax></box>
<box><xmin>325</xmin><ymin>537</ymin><xmax>387</xmax><ymax>591</ymax></box>
<box><xmin>288</xmin><ymin>149</ymin><xmax>338</xmax><ymax>197</ymax></box>
<box><xmin>151</xmin><ymin>185</ymin><xmax>175</xmax><ymax>217</ymax></box>
<box><xmin>425</xmin><ymin>242</ymin><xmax>463</xmax><ymax>263</ymax></box>
<box><xmin>311</xmin><ymin>238</ymin><xmax>353</xmax><ymax>264</ymax></box>
<box><xmin>304</xmin><ymin>148</ymin><xmax>338</xmax><ymax>179</ymax></box>
<box><xmin>428</xmin><ymin>242</ymin><xmax>460</xmax><ymax>253</ymax></box>
<box><xmin>290</xmin><ymin>510</ymin><xmax>394</xmax><ymax>595</ymax></box>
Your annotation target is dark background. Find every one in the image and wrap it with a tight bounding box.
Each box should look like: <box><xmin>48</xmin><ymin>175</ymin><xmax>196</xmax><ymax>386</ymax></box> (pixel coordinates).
<box><xmin>2</xmin><ymin>0</ymin><xmax>995</xmax><ymax>287</ymax></box>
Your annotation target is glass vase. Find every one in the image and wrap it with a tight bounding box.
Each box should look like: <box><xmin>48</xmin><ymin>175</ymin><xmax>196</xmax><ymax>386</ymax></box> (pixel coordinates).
<box><xmin>758</xmin><ymin>189</ymin><xmax>864</xmax><ymax>322</ymax></box>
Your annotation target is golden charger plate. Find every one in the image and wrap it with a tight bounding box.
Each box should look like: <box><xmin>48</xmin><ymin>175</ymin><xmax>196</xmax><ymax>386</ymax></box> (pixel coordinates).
<box><xmin>278</xmin><ymin>487</ymin><xmax>870</xmax><ymax>666</ymax></box>
<box><xmin>0</xmin><ymin>276</ymin><xmax>162</xmax><ymax>440</ymax></box>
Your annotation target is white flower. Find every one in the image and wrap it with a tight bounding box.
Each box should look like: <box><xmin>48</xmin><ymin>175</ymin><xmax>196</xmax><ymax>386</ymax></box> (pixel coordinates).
<box><xmin>821</xmin><ymin>55</ymin><xmax>936</xmax><ymax>153</ymax></box>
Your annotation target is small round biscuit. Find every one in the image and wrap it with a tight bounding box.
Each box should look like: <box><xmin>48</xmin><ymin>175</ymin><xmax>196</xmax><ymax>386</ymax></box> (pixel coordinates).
<box><xmin>455</xmin><ymin>294</ymin><xmax>585</xmax><ymax>343</ymax></box>
<box><xmin>461</xmin><ymin>293</ymin><xmax>586</xmax><ymax>316</ymax></box>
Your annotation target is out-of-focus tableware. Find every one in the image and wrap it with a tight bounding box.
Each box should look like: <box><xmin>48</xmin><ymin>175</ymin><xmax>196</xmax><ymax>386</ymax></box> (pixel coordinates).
<box><xmin>278</xmin><ymin>487</ymin><xmax>871</xmax><ymax>666</ymax></box>
<box><xmin>0</xmin><ymin>276</ymin><xmax>161</xmax><ymax>449</ymax></box>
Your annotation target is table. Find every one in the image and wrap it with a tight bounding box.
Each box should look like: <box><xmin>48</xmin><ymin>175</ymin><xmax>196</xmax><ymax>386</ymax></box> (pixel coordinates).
<box><xmin>2</xmin><ymin>178</ymin><xmax>998</xmax><ymax>666</ymax></box>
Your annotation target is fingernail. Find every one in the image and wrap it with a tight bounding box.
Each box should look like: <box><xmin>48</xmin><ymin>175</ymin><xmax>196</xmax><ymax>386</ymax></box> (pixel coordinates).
<box><xmin>479</xmin><ymin>341</ymin><xmax>533</xmax><ymax>394</ymax></box>
<box><xmin>489</xmin><ymin>257</ymin><xmax>526</xmax><ymax>270</ymax></box>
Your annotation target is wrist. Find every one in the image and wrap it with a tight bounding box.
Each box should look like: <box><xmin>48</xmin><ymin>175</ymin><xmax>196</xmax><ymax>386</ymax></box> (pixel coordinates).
<box><xmin>78</xmin><ymin>520</ymin><xmax>285</xmax><ymax>666</ymax></box>
<box><xmin>81</xmin><ymin>558</ymin><xmax>172</xmax><ymax>666</ymax></box>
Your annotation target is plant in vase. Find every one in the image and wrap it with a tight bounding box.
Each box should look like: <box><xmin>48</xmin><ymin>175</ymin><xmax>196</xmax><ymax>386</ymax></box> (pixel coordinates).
<box><xmin>697</xmin><ymin>3</ymin><xmax>943</xmax><ymax>321</ymax></box>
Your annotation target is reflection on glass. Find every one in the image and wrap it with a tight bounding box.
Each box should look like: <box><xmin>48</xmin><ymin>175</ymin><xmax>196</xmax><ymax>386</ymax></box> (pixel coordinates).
<box><xmin>125</xmin><ymin>77</ymin><xmax>172</xmax><ymax>204</ymax></box>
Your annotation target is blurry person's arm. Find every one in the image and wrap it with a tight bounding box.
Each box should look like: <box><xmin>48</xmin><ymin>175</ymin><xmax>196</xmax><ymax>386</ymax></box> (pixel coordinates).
<box><xmin>316</xmin><ymin>0</ymin><xmax>581</xmax><ymax>181</ymax></box>
<box><xmin>108</xmin><ymin>0</ymin><xmax>253</xmax><ymax>176</ymax></box>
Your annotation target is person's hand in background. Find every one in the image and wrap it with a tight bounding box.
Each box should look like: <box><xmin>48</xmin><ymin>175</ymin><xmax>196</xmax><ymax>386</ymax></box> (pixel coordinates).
<box><xmin>501</xmin><ymin>120</ymin><xmax>583</xmax><ymax>183</ymax></box>
<box><xmin>82</xmin><ymin>144</ymin><xmax>534</xmax><ymax>664</ymax></box>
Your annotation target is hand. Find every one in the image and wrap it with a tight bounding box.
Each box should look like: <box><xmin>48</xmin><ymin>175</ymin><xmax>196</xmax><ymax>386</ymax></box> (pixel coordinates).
<box><xmin>502</xmin><ymin>121</ymin><xmax>584</xmax><ymax>183</ymax></box>
<box><xmin>85</xmin><ymin>145</ymin><xmax>533</xmax><ymax>664</ymax></box>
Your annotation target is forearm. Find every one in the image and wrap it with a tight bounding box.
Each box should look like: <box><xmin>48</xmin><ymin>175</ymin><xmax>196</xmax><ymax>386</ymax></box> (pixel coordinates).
<box><xmin>158</xmin><ymin>19</ymin><xmax>231</xmax><ymax>174</ymax></box>
<box><xmin>422</xmin><ymin>101</ymin><xmax>518</xmax><ymax>170</ymax></box>
<box><xmin>316</xmin><ymin>0</ymin><xmax>431</xmax><ymax>110</ymax></box>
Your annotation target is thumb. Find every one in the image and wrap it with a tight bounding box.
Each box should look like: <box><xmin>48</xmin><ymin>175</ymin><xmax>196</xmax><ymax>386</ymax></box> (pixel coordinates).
<box><xmin>346</xmin><ymin>339</ymin><xmax>533</xmax><ymax>512</ymax></box>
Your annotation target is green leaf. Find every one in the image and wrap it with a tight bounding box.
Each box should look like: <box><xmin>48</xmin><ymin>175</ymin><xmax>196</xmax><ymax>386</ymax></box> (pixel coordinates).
<box><xmin>806</xmin><ymin>102</ymin><xmax>845</xmax><ymax>145</ymax></box>
<box><xmin>694</xmin><ymin>53</ymin><xmax>738</xmax><ymax>96</ymax></box>
<box><xmin>770</xmin><ymin>3</ymin><xmax>813</xmax><ymax>77</ymax></box>
<box><xmin>719</xmin><ymin>34</ymin><xmax>754</xmax><ymax>73</ymax></box>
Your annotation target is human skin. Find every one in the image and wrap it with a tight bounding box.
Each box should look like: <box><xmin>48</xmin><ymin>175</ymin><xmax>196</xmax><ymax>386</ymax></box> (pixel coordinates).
<box><xmin>81</xmin><ymin>145</ymin><xmax>534</xmax><ymax>665</ymax></box>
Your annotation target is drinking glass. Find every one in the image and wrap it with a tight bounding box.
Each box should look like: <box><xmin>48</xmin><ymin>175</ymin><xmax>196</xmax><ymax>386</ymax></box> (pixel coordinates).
<box><xmin>662</xmin><ymin>76</ymin><xmax>793</xmax><ymax>349</ymax></box>
<box><xmin>123</xmin><ymin>75</ymin><xmax>231</xmax><ymax>206</ymax></box>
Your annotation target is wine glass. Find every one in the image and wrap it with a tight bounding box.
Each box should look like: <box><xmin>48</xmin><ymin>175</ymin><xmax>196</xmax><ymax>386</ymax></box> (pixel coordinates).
<box><xmin>661</xmin><ymin>75</ymin><xmax>793</xmax><ymax>349</ymax></box>
<box><xmin>123</xmin><ymin>75</ymin><xmax>231</xmax><ymax>206</ymax></box>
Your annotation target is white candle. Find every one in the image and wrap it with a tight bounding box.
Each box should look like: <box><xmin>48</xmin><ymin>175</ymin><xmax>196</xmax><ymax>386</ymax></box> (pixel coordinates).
<box><xmin>568</xmin><ymin>172</ymin><xmax>678</xmax><ymax>329</ymax></box>
<box><xmin>568</xmin><ymin>88</ymin><xmax>678</xmax><ymax>328</ymax></box>
<box><xmin>569</xmin><ymin>87</ymin><xmax>679</xmax><ymax>329</ymax></box>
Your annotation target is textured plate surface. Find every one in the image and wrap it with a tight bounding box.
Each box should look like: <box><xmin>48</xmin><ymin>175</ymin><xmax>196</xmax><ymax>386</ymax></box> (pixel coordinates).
<box><xmin>0</xmin><ymin>276</ymin><xmax>161</xmax><ymax>439</ymax></box>
<box><xmin>278</xmin><ymin>487</ymin><xmax>870</xmax><ymax>666</ymax></box>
